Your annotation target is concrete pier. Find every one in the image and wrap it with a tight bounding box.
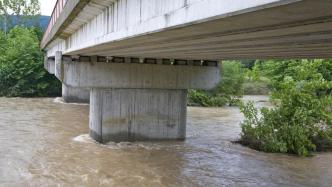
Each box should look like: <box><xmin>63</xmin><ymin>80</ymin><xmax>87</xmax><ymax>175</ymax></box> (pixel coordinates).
<box><xmin>89</xmin><ymin>88</ymin><xmax>187</xmax><ymax>143</ymax></box>
<box><xmin>62</xmin><ymin>84</ymin><xmax>90</xmax><ymax>103</ymax></box>
<box><xmin>46</xmin><ymin>53</ymin><xmax>220</xmax><ymax>143</ymax></box>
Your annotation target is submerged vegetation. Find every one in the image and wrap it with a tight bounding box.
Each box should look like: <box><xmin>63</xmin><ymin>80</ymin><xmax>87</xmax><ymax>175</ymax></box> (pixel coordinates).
<box><xmin>238</xmin><ymin>60</ymin><xmax>332</xmax><ymax>156</ymax></box>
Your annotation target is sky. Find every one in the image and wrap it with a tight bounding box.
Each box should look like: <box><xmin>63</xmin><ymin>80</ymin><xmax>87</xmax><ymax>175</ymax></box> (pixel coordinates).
<box><xmin>40</xmin><ymin>0</ymin><xmax>57</xmax><ymax>16</ymax></box>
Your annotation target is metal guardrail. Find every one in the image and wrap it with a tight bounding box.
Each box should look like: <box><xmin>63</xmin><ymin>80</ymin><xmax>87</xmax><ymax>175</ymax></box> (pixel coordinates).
<box><xmin>41</xmin><ymin>0</ymin><xmax>67</xmax><ymax>47</ymax></box>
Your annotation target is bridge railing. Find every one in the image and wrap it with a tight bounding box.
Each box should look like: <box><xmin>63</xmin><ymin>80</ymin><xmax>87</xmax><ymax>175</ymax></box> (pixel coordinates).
<box><xmin>41</xmin><ymin>0</ymin><xmax>67</xmax><ymax>47</ymax></box>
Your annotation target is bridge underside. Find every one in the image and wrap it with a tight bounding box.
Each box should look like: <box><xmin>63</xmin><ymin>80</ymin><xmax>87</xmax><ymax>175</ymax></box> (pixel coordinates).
<box><xmin>45</xmin><ymin>52</ymin><xmax>219</xmax><ymax>142</ymax></box>
<box><xmin>43</xmin><ymin>0</ymin><xmax>332</xmax><ymax>143</ymax></box>
<box><xmin>58</xmin><ymin>0</ymin><xmax>332</xmax><ymax>60</ymax></box>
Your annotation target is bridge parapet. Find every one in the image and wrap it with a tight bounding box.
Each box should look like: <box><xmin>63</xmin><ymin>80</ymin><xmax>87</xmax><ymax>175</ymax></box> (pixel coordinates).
<box><xmin>41</xmin><ymin>0</ymin><xmax>67</xmax><ymax>47</ymax></box>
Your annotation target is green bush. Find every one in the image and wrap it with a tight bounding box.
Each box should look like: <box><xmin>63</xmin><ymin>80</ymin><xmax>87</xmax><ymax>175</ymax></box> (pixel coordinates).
<box><xmin>239</xmin><ymin>60</ymin><xmax>332</xmax><ymax>156</ymax></box>
<box><xmin>187</xmin><ymin>89</ymin><xmax>229</xmax><ymax>107</ymax></box>
<box><xmin>188</xmin><ymin>61</ymin><xmax>245</xmax><ymax>107</ymax></box>
<box><xmin>0</xmin><ymin>27</ymin><xmax>61</xmax><ymax>97</ymax></box>
<box><xmin>243</xmin><ymin>79</ymin><xmax>270</xmax><ymax>95</ymax></box>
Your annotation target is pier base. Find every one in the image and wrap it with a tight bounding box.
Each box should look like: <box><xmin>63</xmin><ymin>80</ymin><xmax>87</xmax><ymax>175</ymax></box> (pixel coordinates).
<box><xmin>89</xmin><ymin>88</ymin><xmax>187</xmax><ymax>143</ymax></box>
<box><xmin>62</xmin><ymin>84</ymin><xmax>90</xmax><ymax>103</ymax></box>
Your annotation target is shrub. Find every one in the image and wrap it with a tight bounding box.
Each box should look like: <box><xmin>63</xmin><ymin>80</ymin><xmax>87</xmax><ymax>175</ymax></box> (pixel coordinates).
<box><xmin>239</xmin><ymin>60</ymin><xmax>332</xmax><ymax>156</ymax></box>
<box><xmin>187</xmin><ymin>89</ymin><xmax>228</xmax><ymax>107</ymax></box>
<box><xmin>188</xmin><ymin>61</ymin><xmax>245</xmax><ymax>107</ymax></box>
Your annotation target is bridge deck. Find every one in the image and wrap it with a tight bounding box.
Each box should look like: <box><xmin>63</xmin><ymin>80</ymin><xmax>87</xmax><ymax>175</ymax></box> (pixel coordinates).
<box><xmin>43</xmin><ymin>0</ymin><xmax>332</xmax><ymax>60</ymax></box>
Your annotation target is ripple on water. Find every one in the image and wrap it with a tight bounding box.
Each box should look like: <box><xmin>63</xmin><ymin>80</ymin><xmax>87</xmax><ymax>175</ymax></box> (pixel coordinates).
<box><xmin>2</xmin><ymin>96</ymin><xmax>332</xmax><ymax>187</ymax></box>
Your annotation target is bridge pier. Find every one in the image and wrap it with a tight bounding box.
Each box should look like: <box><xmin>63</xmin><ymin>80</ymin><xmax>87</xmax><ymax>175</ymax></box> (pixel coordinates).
<box><xmin>62</xmin><ymin>84</ymin><xmax>90</xmax><ymax>103</ymax></box>
<box><xmin>47</xmin><ymin>52</ymin><xmax>220</xmax><ymax>143</ymax></box>
<box><xmin>89</xmin><ymin>88</ymin><xmax>187</xmax><ymax>143</ymax></box>
<box><xmin>44</xmin><ymin>54</ymin><xmax>90</xmax><ymax>103</ymax></box>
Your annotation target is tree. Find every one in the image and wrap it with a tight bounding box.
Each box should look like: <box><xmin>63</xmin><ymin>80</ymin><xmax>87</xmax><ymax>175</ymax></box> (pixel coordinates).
<box><xmin>0</xmin><ymin>0</ymin><xmax>40</xmax><ymax>33</ymax></box>
<box><xmin>0</xmin><ymin>26</ymin><xmax>61</xmax><ymax>97</ymax></box>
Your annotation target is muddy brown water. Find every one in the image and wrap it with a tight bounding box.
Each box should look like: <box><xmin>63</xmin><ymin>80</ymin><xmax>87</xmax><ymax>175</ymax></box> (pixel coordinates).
<box><xmin>0</xmin><ymin>96</ymin><xmax>331</xmax><ymax>186</ymax></box>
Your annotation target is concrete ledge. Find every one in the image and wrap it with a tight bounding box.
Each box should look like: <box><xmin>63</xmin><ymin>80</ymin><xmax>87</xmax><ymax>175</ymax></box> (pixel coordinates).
<box><xmin>62</xmin><ymin>61</ymin><xmax>220</xmax><ymax>90</ymax></box>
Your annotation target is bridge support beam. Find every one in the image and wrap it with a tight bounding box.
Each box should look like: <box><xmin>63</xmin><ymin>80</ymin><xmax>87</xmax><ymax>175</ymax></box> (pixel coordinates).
<box><xmin>62</xmin><ymin>84</ymin><xmax>90</xmax><ymax>103</ymax></box>
<box><xmin>47</xmin><ymin>52</ymin><xmax>220</xmax><ymax>143</ymax></box>
<box><xmin>89</xmin><ymin>88</ymin><xmax>187</xmax><ymax>143</ymax></box>
<box><xmin>44</xmin><ymin>54</ymin><xmax>90</xmax><ymax>103</ymax></box>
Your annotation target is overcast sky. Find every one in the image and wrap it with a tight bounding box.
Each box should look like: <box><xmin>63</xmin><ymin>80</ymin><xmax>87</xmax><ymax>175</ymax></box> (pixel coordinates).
<box><xmin>40</xmin><ymin>0</ymin><xmax>57</xmax><ymax>16</ymax></box>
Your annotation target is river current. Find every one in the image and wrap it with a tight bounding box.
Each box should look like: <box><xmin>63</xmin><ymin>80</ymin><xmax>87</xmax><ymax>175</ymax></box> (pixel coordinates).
<box><xmin>0</xmin><ymin>96</ymin><xmax>331</xmax><ymax>186</ymax></box>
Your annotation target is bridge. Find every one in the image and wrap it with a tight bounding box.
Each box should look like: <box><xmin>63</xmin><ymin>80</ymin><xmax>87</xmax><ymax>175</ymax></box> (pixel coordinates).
<box><xmin>42</xmin><ymin>0</ymin><xmax>332</xmax><ymax>143</ymax></box>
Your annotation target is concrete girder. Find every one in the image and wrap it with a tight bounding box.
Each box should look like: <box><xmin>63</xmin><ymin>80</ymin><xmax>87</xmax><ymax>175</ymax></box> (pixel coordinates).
<box><xmin>56</xmin><ymin>55</ymin><xmax>220</xmax><ymax>90</ymax></box>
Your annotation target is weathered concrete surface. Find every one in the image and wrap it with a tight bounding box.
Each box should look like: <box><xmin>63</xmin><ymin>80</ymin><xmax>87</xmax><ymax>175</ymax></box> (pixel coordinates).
<box><xmin>55</xmin><ymin>51</ymin><xmax>64</xmax><ymax>81</ymax></box>
<box><xmin>61</xmin><ymin>60</ymin><xmax>220</xmax><ymax>90</ymax></box>
<box><xmin>44</xmin><ymin>57</ymin><xmax>55</xmax><ymax>74</ymax></box>
<box><xmin>62</xmin><ymin>84</ymin><xmax>90</xmax><ymax>103</ymax></box>
<box><xmin>89</xmin><ymin>88</ymin><xmax>187</xmax><ymax>143</ymax></box>
<box><xmin>49</xmin><ymin>53</ymin><xmax>219</xmax><ymax>142</ymax></box>
<box><xmin>41</xmin><ymin>0</ymin><xmax>92</xmax><ymax>48</ymax></box>
<box><xmin>44</xmin><ymin>0</ymin><xmax>332</xmax><ymax>59</ymax></box>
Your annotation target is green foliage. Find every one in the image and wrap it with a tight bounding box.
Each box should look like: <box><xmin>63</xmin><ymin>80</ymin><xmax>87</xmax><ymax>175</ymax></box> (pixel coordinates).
<box><xmin>242</xmin><ymin>79</ymin><xmax>270</xmax><ymax>95</ymax></box>
<box><xmin>241</xmin><ymin>60</ymin><xmax>256</xmax><ymax>70</ymax></box>
<box><xmin>187</xmin><ymin>89</ymin><xmax>228</xmax><ymax>107</ymax></box>
<box><xmin>0</xmin><ymin>0</ymin><xmax>40</xmax><ymax>15</ymax></box>
<box><xmin>188</xmin><ymin>61</ymin><xmax>245</xmax><ymax>107</ymax></box>
<box><xmin>0</xmin><ymin>0</ymin><xmax>40</xmax><ymax>33</ymax></box>
<box><xmin>215</xmin><ymin>61</ymin><xmax>245</xmax><ymax>96</ymax></box>
<box><xmin>0</xmin><ymin>27</ymin><xmax>61</xmax><ymax>97</ymax></box>
<box><xmin>239</xmin><ymin>60</ymin><xmax>332</xmax><ymax>156</ymax></box>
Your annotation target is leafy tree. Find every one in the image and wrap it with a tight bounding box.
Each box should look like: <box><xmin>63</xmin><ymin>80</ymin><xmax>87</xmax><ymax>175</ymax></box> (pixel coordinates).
<box><xmin>0</xmin><ymin>26</ymin><xmax>61</xmax><ymax>97</ymax></box>
<box><xmin>214</xmin><ymin>61</ymin><xmax>245</xmax><ymax>96</ymax></box>
<box><xmin>241</xmin><ymin>60</ymin><xmax>256</xmax><ymax>70</ymax></box>
<box><xmin>239</xmin><ymin>60</ymin><xmax>332</xmax><ymax>156</ymax></box>
<box><xmin>0</xmin><ymin>0</ymin><xmax>40</xmax><ymax>33</ymax></box>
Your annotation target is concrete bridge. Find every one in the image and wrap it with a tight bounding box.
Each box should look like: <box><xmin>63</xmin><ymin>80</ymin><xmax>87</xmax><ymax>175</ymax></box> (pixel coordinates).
<box><xmin>42</xmin><ymin>0</ymin><xmax>332</xmax><ymax>143</ymax></box>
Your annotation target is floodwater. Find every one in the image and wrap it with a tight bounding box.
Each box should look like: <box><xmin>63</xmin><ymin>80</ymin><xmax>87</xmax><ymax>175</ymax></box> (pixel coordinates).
<box><xmin>0</xmin><ymin>96</ymin><xmax>331</xmax><ymax>187</ymax></box>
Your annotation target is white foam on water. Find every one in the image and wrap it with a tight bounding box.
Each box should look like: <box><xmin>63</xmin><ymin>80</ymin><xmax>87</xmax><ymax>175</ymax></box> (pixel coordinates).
<box><xmin>53</xmin><ymin>97</ymin><xmax>89</xmax><ymax>106</ymax></box>
<box><xmin>73</xmin><ymin>134</ymin><xmax>97</xmax><ymax>144</ymax></box>
<box><xmin>72</xmin><ymin>134</ymin><xmax>178</xmax><ymax>150</ymax></box>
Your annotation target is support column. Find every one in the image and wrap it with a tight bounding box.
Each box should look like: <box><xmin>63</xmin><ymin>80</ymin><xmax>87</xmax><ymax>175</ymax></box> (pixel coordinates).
<box><xmin>47</xmin><ymin>52</ymin><xmax>220</xmax><ymax>143</ymax></box>
<box><xmin>62</xmin><ymin>84</ymin><xmax>90</xmax><ymax>103</ymax></box>
<box><xmin>89</xmin><ymin>88</ymin><xmax>187</xmax><ymax>143</ymax></box>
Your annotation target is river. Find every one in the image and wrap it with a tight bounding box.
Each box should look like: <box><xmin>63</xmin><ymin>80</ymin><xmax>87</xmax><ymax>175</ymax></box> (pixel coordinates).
<box><xmin>0</xmin><ymin>96</ymin><xmax>331</xmax><ymax>186</ymax></box>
